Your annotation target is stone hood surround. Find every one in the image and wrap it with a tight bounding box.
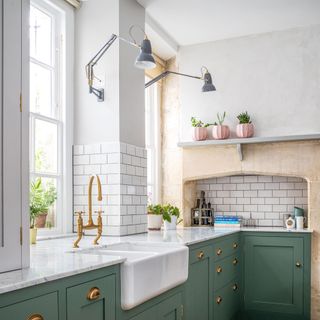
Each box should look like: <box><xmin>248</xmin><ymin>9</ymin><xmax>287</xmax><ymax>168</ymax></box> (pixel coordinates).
<box><xmin>179</xmin><ymin>139</ymin><xmax>320</xmax><ymax>319</ymax></box>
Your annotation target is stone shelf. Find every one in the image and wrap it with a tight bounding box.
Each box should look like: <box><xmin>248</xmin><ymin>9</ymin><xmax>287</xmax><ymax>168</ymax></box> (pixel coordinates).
<box><xmin>177</xmin><ymin>133</ymin><xmax>320</xmax><ymax>161</ymax></box>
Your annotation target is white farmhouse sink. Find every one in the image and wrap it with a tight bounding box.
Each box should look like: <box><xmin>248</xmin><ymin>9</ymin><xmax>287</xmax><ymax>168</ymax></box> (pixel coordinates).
<box><xmin>73</xmin><ymin>242</ymin><xmax>189</xmax><ymax>310</ymax></box>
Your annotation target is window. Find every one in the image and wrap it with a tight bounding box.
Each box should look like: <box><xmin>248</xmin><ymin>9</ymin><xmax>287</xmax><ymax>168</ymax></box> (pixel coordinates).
<box><xmin>145</xmin><ymin>77</ymin><xmax>161</xmax><ymax>204</ymax></box>
<box><xmin>29</xmin><ymin>0</ymin><xmax>70</xmax><ymax>234</ymax></box>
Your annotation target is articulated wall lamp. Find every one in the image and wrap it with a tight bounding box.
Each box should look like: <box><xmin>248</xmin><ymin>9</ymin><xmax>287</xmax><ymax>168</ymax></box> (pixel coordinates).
<box><xmin>86</xmin><ymin>25</ymin><xmax>156</xmax><ymax>102</ymax></box>
<box><xmin>145</xmin><ymin>66</ymin><xmax>216</xmax><ymax>92</ymax></box>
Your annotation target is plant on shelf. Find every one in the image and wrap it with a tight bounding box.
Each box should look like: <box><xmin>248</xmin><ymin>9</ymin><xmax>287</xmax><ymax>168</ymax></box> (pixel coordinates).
<box><xmin>236</xmin><ymin>111</ymin><xmax>254</xmax><ymax>138</ymax></box>
<box><xmin>147</xmin><ymin>204</ymin><xmax>163</xmax><ymax>231</ymax></box>
<box><xmin>191</xmin><ymin>117</ymin><xmax>212</xmax><ymax>141</ymax></box>
<box><xmin>162</xmin><ymin>204</ymin><xmax>182</xmax><ymax>230</ymax></box>
<box><xmin>212</xmin><ymin>111</ymin><xmax>230</xmax><ymax>140</ymax></box>
<box><xmin>30</xmin><ymin>178</ymin><xmax>57</xmax><ymax>244</ymax></box>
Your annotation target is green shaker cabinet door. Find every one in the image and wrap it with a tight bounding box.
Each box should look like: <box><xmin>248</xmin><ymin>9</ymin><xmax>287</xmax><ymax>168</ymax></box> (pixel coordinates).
<box><xmin>67</xmin><ymin>275</ymin><xmax>116</xmax><ymax>320</ymax></box>
<box><xmin>0</xmin><ymin>292</ymin><xmax>59</xmax><ymax>319</ymax></box>
<box><xmin>157</xmin><ymin>292</ymin><xmax>183</xmax><ymax>320</ymax></box>
<box><xmin>185</xmin><ymin>245</ymin><xmax>212</xmax><ymax>320</ymax></box>
<box><xmin>244</xmin><ymin>236</ymin><xmax>304</xmax><ymax>315</ymax></box>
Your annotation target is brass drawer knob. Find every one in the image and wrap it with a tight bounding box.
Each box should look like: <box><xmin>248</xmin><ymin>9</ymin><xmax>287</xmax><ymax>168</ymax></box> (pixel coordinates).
<box><xmin>87</xmin><ymin>287</ymin><xmax>101</xmax><ymax>301</ymax></box>
<box><xmin>296</xmin><ymin>262</ymin><xmax>302</xmax><ymax>268</ymax></box>
<box><xmin>233</xmin><ymin>258</ymin><xmax>238</xmax><ymax>265</ymax></box>
<box><xmin>216</xmin><ymin>266</ymin><xmax>223</xmax><ymax>274</ymax></box>
<box><xmin>27</xmin><ymin>315</ymin><xmax>44</xmax><ymax>320</ymax></box>
<box><xmin>233</xmin><ymin>284</ymin><xmax>238</xmax><ymax>291</ymax></box>
<box><xmin>233</xmin><ymin>242</ymin><xmax>238</xmax><ymax>249</ymax></box>
<box><xmin>216</xmin><ymin>248</ymin><xmax>222</xmax><ymax>256</ymax></box>
<box><xmin>216</xmin><ymin>296</ymin><xmax>223</xmax><ymax>304</ymax></box>
<box><xmin>197</xmin><ymin>251</ymin><xmax>204</xmax><ymax>259</ymax></box>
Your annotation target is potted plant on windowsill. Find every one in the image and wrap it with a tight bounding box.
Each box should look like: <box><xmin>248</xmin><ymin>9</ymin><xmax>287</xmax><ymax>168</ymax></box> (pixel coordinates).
<box><xmin>212</xmin><ymin>111</ymin><xmax>230</xmax><ymax>140</ymax></box>
<box><xmin>30</xmin><ymin>178</ymin><xmax>57</xmax><ymax>244</ymax></box>
<box><xmin>147</xmin><ymin>204</ymin><xmax>163</xmax><ymax>231</ymax></box>
<box><xmin>191</xmin><ymin>117</ymin><xmax>212</xmax><ymax>141</ymax></box>
<box><xmin>236</xmin><ymin>111</ymin><xmax>254</xmax><ymax>138</ymax></box>
<box><xmin>162</xmin><ymin>204</ymin><xmax>181</xmax><ymax>231</ymax></box>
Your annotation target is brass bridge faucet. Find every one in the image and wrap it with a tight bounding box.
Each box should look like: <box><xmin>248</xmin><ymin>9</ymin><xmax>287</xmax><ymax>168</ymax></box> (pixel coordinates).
<box><xmin>73</xmin><ymin>175</ymin><xmax>104</xmax><ymax>248</ymax></box>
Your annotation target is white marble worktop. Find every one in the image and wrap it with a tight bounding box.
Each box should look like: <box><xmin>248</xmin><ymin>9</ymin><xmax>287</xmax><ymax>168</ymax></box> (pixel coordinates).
<box><xmin>0</xmin><ymin>226</ymin><xmax>312</xmax><ymax>295</ymax></box>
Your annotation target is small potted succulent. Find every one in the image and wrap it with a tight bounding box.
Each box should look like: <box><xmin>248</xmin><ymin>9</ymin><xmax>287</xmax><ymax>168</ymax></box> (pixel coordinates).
<box><xmin>236</xmin><ymin>111</ymin><xmax>254</xmax><ymax>138</ymax></box>
<box><xmin>147</xmin><ymin>204</ymin><xmax>163</xmax><ymax>230</ymax></box>
<box><xmin>162</xmin><ymin>204</ymin><xmax>181</xmax><ymax>231</ymax></box>
<box><xmin>191</xmin><ymin>117</ymin><xmax>212</xmax><ymax>141</ymax></box>
<box><xmin>212</xmin><ymin>111</ymin><xmax>230</xmax><ymax>140</ymax></box>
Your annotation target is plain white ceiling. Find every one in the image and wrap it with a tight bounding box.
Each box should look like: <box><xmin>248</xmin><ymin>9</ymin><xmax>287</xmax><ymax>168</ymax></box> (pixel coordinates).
<box><xmin>138</xmin><ymin>0</ymin><xmax>320</xmax><ymax>56</ymax></box>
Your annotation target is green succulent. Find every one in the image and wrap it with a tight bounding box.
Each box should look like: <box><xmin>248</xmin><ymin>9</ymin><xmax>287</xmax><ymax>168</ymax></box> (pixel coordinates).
<box><xmin>191</xmin><ymin>117</ymin><xmax>212</xmax><ymax>128</ymax></box>
<box><xmin>147</xmin><ymin>204</ymin><xmax>163</xmax><ymax>215</ymax></box>
<box><xmin>237</xmin><ymin>111</ymin><xmax>252</xmax><ymax>124</ymax></box>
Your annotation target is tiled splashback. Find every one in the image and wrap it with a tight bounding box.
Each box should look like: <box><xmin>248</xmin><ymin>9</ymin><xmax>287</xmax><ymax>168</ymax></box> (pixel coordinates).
<box><xmin>196</xmin><ymin>175</ymin><xmax>308</xmax><ymax>227</ymax></box>
<box><xmin>73</xmin><ymin>142</ymin><xmax>148</xmax><ymax>236</ymax></box>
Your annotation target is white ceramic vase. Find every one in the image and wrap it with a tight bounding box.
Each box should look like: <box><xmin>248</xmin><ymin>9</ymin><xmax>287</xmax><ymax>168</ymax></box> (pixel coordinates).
<box><xmin>147</xmin><ymin>214</ymin><xmax>162</xmax><ymax>231</ymax></box>
<box><xmin>163</xmin><ymin>216</ymin><xmax>177</xmax><ymax>231</ymax></box>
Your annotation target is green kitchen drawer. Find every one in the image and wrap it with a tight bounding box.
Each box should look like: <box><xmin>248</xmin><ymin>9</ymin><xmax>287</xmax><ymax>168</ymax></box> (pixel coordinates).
<box><xmin>189</xmin><ymin>244</ymin><xmax>213</xmax><ymax>264</ymax></box>
<box><xmin>0</xmin><ymin>291</ymin><xmax>59</xmax><ymax>319</ymax></box>
<box><xmin>214</xmin><ymin>254</ymin><xmax>240</xmax><ymax>291</ymax></box>
<box><xmin>214</xmin><ymin>279</ymin><xmax>241</xmax><ymax>320</ymax></box>
<box><xmin>213</xmin><ymin>234</ymin><xmax>240</xmax><ymax>261</ymax></box>
<box><xmin>67</xmin><ymin>274</ymin><xmax>116</xmax><ymax>320</ymax></box>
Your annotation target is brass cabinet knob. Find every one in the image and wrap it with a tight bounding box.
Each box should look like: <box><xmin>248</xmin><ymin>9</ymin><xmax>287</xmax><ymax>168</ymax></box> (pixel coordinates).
<box><xmin>27</xmin><ymin>315</ymin><xmax>44</xmax><ymax>320</ymax></box>
<box><xmin>216</xmin><ymin>296</ymin><xmax>223</xmax><ymax>304</ymax></box>
<box><xmin>233</xmin><ymin>242</ymin><xmax>238</xmax><ymax>249</ymax></box>
<box><xmin>216</xmin><ymin>248</ymin><xmax>222</xmax><ymax>256</ymax></box>
<box><xmin>87</xmin><ymin>287</ymin><xmax>101</xmax><ymax>301</ymax></box>
<box><xmin>216</xmin><ymin>266</ymin><xmax>223</xmax><ymax>274</ymax></box>
<box><xmin>232</xmin><ymin>284</ymin><xmax>238</xmax><ymax>291</ymax></box>
<box><xmin>233</xmin><ymin>258</ymin><xmax>238</xmax><ymax>265</ymax></box>
<box><xmin>197</xmin><ymin>251</ymin><xmax>204</xmax><ymax>259</ymax></box>
<box><xmin>296</xmin><ymin>262</ymin><xmax>302</xmax><ymax>268</ymax></box>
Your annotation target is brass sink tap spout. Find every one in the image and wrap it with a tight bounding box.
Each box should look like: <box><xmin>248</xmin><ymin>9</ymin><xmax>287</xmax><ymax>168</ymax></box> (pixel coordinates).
<box><xmin>73</xmin><ymin>175</ymin><xmax>104</xmax><ymax>248</ymax></box>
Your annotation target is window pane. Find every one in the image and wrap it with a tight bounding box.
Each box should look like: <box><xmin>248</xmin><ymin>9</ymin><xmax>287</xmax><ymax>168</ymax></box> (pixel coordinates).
<box><xmin>30</xmin><ymin>6</ymin><xmax>52</xmax><ymax>65</ymax></box>
<box><xmin>34</xmin><ymin>119</ymin><xmax>58</xmax><ymax>174</ymax></box>
<box><xmin>30</xmin><ymin>177</ymin><xmax>57</xmax><ymax>229</ymax></box>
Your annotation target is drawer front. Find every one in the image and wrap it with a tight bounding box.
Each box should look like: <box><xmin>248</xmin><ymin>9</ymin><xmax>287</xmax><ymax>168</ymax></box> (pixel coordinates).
<box><xmin>0</xmin><ymin>292</ymin><xmax>58</xmax><ymax>319</ymax></box>
<box><xmin>189</xmin><ymin>244</ymin><xmax>212</xmax><ymax>264</ymax></box>
<box><xmin>214</xmin><ymin>254</ymin><xmax>240</xmax><ymax>291</ymax></box>
<box><xmin>214</xmin><ymin>280</ymin><xmax>241</xmax><ymax>320</ymax></box>
<box><xmin>213</xmin><ymin>234</ymin><xmax>240</xmax><ymax>261</ymax></box>
<box><xmin>67</xmin><ymin>275</ymin><xmax>116</xmax><ymax>320</ymax></box>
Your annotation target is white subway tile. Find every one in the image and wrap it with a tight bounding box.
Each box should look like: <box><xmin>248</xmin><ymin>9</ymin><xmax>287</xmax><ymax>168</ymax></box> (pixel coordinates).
<box><xmin>223</xmin><ymin>184</ymin><xmax>237</xmax><ymax>191</ymax></box>
<box><xmin>237</xmin><ymin>198</ymin><xmax>250</xmax><ymax>204</ymax></box>
<box><xmin>108</xmin><ymin>153</ymin><xmax>121</xmax><ymax>164</ymax></box>
<box><xmin>237</xmin><ymin>183</ymin><xmax>250</xmax><ymax>190</ymax></box>
<box><xmin>74</xmin><ymin>155</ymin><xmax>90</xmax><ymax>165</ymax></box>
<box><xmin>230</xmin><ymin>176</ymin><xmax>244</xmax><ymax>183</ymax></box>
<box><xmin>73</xmin><ymin>145</ymin><xmax>83</xmax><ymax>155</ymax></box>
<box><xmin>90</xmin><ymin>154</ymin><xmax>107</xmax><ymax>164</ymax></box>
<box><xmin>265</xmin><ymin>212</ymin><xmax>280</xmax><ymax>219</ymax></box>
<box><xmin>210</xmin><ymin>184</ymin><xmax>222</xmax><ymax>191</ymax></box>
<box><xmin>265</xmin><ymin>198</ymin><xmax>280</xmax><ymax>205</ymax></box>
<box><xmin>244</xmin><ymin>190</ymin><xmax>258</xmax><ymax>197</ymax></box>
<box><xmin>251</xmin><ymin>198</ymin><xmax>265</xmax><ymax>205</ymax></box>
<box><xmin>244</xmin><ymin>176</ymin><xmax>258</xmax><ymax>183</ymax></box>
<box><xmin>216</xmin><ymin>177</ymin><xmax>230</xmax><ymax>183</ymax></box>
<box><xmin>74</xmin><ymin>166</ymin><xmax>84</xmax><ymax>175</ymax></box>
<box><xmin>273</xmin><ymin>190</ymin><xmax>287</xmax><ymax>197</ymax></box>
<box><xmin>230</xmin><ymin>190</ymin><xmax>243</xmax><ymax>197</ymax></box>
<box><xmin>223</xmin><ymin>197</ymin><xmax>237</xmax><ymax>204</ymax></box>
<box><xmin>101</xmin><ymin>142</ymin><xmax>120</xmax><ymax>153</ymax></box>
<box><xmin>265</xmin><ymin>183</ymin><xmax>280</xmax><ymax>190</ymax></box>
<box><xmin>257</xmin><ymin>176</ymin><xmax>272</xmax><ymax>182</ymax></box>
<box><xmin>84</xmin><ymin>164</ymin><xmax>101</xmax><ymax>175</ymax></box>
<box><xmin>84</xmin><ymin>144</ymin><xmax>101</xmax><ymax>154</ymax></box>
<box><xmin>126</xmin><ymin>144</ymin><xmax>136</xmax><ymax>155</ymax></box>
<box><xmin>280</xmin><ymin>182</ymin><xmax>295</xmax><ymax>190</ymax></box>
<box><xmin>272</xmin><ymin>176</ymin><xmax>288</xmax><ymax>182</ymax></box>
<box><xmin>122</xmin><ymin>154</ymin><xmax>132</xmax><ymax>165</ymax></box>
<box><xmin>258</xmin><ymin>204</ymin><xmax>273</xmax><ymax>212</ymax></box>
<box><xmin>217</xmin><ymin>191</ymin><xmax>230</xmax><ymax>197</ymax></box>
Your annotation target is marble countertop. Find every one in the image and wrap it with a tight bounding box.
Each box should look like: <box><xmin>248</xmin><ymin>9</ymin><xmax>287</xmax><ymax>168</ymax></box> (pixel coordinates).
<box><xmin>0</xmin><ymin>226</ymin><xmax>312</xmax><ymax>295</ymax></box>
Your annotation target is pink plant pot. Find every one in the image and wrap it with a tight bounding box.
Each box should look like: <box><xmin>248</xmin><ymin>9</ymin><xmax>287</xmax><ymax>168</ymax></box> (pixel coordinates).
<box><xmin>192</xmin><ymin>127</ymin><xmax>208</xmax><ymax>141</ymax></box>
<box><xmin>236</xmin><ymin>123</ymin><xmax>254</xmax><ymax>138</ymax></box>
<box><xmin>212</xmin><ymin>125</ymin><xmax>230</xmax><ymax>140</ymax></box>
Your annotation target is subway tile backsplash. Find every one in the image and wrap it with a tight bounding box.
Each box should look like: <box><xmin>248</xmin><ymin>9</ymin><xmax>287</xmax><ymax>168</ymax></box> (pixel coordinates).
<box><xmin>196</xmin><ymin>175</ymin><xmax>308</xmax><ymax>227</ymax></box>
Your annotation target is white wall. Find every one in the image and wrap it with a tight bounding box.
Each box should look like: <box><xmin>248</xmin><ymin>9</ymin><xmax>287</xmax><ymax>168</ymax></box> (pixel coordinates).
<box><xmin>179</xmin><ymin>25</ymin><xmax>320</xmax><ymax>141</ymax></box>
<box><xmin>74</xmin><ymin>0</ymin><xmax>145</xmax><ymax>147</ymax></box>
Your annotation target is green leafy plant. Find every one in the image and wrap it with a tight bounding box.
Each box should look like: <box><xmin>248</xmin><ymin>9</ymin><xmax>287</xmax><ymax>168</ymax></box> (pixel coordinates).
<box><xmin>147</xmin><ymin>204</ymin><xmax>163</xmax><ymax>215</ymax></box>
<box><xmin>30</xmin><ymin>178</ymin><xmax>57</xmax><ymax>228</ymax></box>
<box><xmin>162</xmin><ymin>204</ymin><xmax>181</xmax><ymax>223</ymax></box>
<box><xmin>191</xmin><ymin>117</ymin><xmax>212</xmax><ymax>128</ymax></box>
<box><xmin>237</xmin><ymin>111</ymin><xmax>252</xmax><ymax>124</ymax></box>
<box><xmin>213</xmin><ymin>111</ymin><xmax>226</xmax><ymax>125</ymax></box>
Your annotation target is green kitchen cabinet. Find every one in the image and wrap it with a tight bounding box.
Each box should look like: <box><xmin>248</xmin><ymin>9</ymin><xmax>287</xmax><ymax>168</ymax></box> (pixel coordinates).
<box><xmin>67</xmin><ymin>275</ymin><xmax>116</xmax><ymax>320</ymax></box>
<box><xmin>184</xmin><ymin>243</ymin><xmax>213</xmax><ymax>320</ymax></box>
<box><xmin>242</xmin><ymin>233</ymin><xmax>311</xmax><ymax>320</ymax></box>
<box><xmin>157</xmin><ymin>292</ymin><xmax>183</xmax><ymax>320</ymax></box>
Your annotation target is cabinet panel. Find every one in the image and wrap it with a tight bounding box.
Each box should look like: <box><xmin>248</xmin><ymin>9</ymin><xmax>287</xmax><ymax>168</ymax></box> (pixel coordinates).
<box><xmin>0</xmin><ymin>292</ymin><xmax>58</xmax><ymax>319</ymax></box>
<box><xmin>157</xmin><ymin>292</ymin><xmax>183</xmax><ymax>320</ymax></box>
<box><xmin>67</xmin><ymin>275</ymin><xmax>116</xmax><ymax>320</ymax></box>
<box><xmin>213</xmin><ymin>234</ymin><xmax>240</xmax><ymax>261</ymax></box>
<box><xmin>244</xmin><ymin>236</ymin><xmax>304</xmax><ymax>315</ymax></box>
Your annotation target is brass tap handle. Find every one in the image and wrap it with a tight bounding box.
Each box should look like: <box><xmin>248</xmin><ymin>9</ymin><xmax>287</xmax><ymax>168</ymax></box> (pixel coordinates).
<box><xmin>197</xmin><ymin>251</ymin><xmax>204</xmax><ymax>259</ymax></box>
<box><xmin>233</xmin><ymin>258</ymin><xmax>238</xmax><ymax>265</ymax></box>
<box><xmin>73</xmin><ymin>211</ymin><xmax>84</xmax><ymax>248</ymax></box>
<box><xmin>94</xmin><ymin>210</ymin><xmax>104</xmax><ymax>215</ymax></box>
<box><xmin>296</xmin><ymin>261</ymin><xmax>302</xmax><ymax>268</ymax></box>
<box><xmin>75</xmin><ymin>211</ymin><xmax>85</xmax><ymax>216</ymax></box>
<box><xmin>87</xmin><ymin>287</ymin><xmax>101</xmax><ymax>301</ymax></box>
<box><xmin>216</xmin><ymin>266</ymin><xmax>223</xmax><ymax>274</ymax></box>
<box><xmin>27</xmin><ymin>314</ymin><xmax>44</xmax><ymax>320</ymax></box>
<box><xmin>216</xmin><ymin>248</ymin><xmax>223</xmax><ymax>256</ymax></box>
<box><xmin>216</xmin><ymin>296</ymin><xmax>222</xmax><ymax>304</ymax></box>
<box><xmin>93</xmin><ymin>211</ymin><xmax>103</xmax><ymax>245</ymax></box>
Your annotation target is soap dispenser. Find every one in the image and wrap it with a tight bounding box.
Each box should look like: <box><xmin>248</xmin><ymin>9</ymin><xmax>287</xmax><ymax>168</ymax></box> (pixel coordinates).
<box><xmin>285</xmin><ymin>215</ymin><xmax>295</xmax><ymax>230</ymax></box>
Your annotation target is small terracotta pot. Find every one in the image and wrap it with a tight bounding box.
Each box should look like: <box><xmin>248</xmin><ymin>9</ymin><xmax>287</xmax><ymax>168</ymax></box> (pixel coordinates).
<box><xmin>30</xmin><ymin>228</ymin><xmax>37</xmax><ymax>245</ymax></box>
<box><xmin>192</xmin><ymin>127</ymin><xmax>208</xmax><ymax>141</ymax></box>
<box><xmin>236</xmin><ymin>123</ymin><xmax>254</xmax><ymax>138</ymax></box>
<box><xmin>212</xmin><ymin>125</ymin><xmax>230</xmax><ymax>140</ymax></box>
<box><xmin>35</xmin><ymin>212</ymin><xmax>48</xmax><ymax>228</ymax></box>
<box><xmin>147</xmin><ymin>214</ymin><xmax>162</xmax><ymax>231</ymax></box>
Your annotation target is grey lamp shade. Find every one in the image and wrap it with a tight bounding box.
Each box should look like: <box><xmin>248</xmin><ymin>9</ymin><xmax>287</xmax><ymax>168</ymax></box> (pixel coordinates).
<box><xmin>135</xmin><ymin>38</ymin><xmax>156</xmax><ymax>69</ymax></box>
<box><xmin>202</xmin><ymin>71</ymin><xmax>216</xmax><ymax>92</ymax></box>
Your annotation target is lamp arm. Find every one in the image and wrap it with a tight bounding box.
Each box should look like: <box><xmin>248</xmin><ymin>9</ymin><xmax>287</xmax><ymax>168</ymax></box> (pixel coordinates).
<box><xmin>145</xmin><ymin>71</ymin><xmax>201</xmax><ymax>88</ymax></box>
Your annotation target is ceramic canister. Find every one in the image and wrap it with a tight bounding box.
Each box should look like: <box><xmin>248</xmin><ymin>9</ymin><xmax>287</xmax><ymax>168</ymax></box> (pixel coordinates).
<box><xmin>294</xmin><ymin>206</ymin><xmax>304</xmax><ymax>217</ymax></box>
<box><xmin>296</xmin><ymin>216</ymin><xmax>306</xmax><ymax>230</ymax></box>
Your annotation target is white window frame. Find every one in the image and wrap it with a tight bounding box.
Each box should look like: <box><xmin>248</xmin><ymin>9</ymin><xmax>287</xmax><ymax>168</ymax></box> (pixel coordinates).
<box><xmin>145</xmin><ymin>77</ymin><xmax>161</xmax><ymax>204</ymax></box>
<box><xmin>30</xmin><ymin>0</ymin><xmax>73</xmax><ymax>235</ymax></box>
